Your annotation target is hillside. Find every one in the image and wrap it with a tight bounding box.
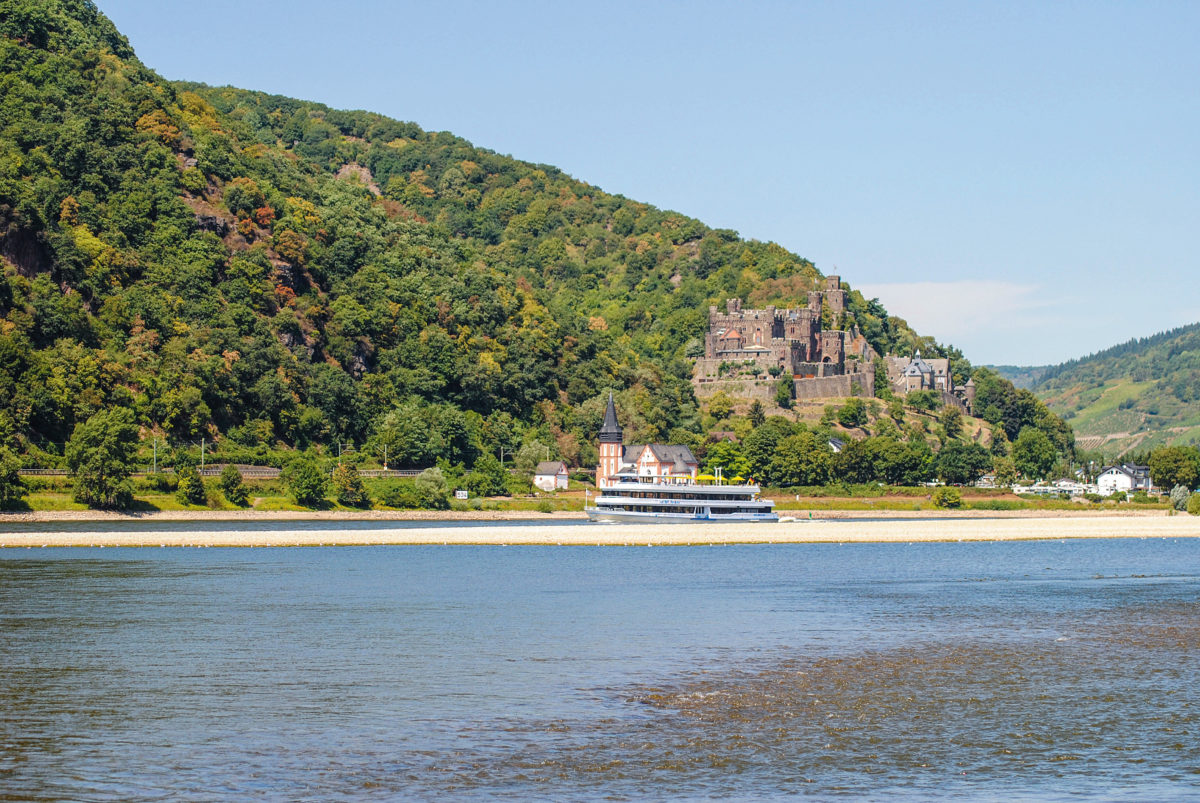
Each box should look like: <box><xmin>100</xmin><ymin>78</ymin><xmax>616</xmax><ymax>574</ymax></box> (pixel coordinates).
<box><xmin>0</xmin><ymin>0</ymin><xmax>1069</xmax><ymax>483</ymax></box>
<box><xmin>1023</xmin><ymin>323</ymin><xmax>1200</xmax><ymax>458</ymax></box>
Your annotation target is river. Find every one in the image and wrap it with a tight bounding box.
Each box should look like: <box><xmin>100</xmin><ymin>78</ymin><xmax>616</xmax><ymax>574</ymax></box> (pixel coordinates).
<box><xmin>2</xmin><ymin>534</ymin><xmax>1197</xmax><ymax>799</ymax></box>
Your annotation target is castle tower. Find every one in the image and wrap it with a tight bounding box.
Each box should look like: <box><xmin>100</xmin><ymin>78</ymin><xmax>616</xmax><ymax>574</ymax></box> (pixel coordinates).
<box><xmin>597</xmin><ymin>392</ymin><xmax>624</xmax><ymax>489</ymax></box>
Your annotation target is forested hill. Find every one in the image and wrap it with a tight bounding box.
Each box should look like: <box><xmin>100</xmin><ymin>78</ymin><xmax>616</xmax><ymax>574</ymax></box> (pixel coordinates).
<box><xmin>0</xmin><ymin>0</ymin><xmax>1030</xmax><ymax>472</ymax></box>
<box><xmin>1027</xmin><ymin>323</ymin><xmax>1200</xmax><ymax>457</ymax></box>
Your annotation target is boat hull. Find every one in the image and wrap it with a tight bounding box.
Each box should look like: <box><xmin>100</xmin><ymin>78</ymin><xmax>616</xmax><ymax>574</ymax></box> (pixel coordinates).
<box><xmin>585</xmin><ymin>508</ymin><xmax>778</xmax><ymax>524</ymax></box>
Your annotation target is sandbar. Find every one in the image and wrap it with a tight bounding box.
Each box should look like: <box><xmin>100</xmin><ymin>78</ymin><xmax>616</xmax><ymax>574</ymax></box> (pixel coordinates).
<box><xmin>1</xmin><ymin>511</ymin><xmax>1197</xmax><ymax>547</ymax></box>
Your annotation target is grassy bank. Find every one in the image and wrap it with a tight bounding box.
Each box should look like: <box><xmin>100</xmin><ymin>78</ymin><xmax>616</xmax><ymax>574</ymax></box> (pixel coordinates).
<box><xmin>7</xmin><ymin>475</ymin><xmax>1174</xmax><ymax>516</ymax></box>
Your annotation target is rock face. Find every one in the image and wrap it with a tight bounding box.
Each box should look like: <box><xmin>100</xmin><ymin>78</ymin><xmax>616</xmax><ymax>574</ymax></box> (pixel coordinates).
<box><xmin>0</xmin><ymin>224</ymin><xmax>51</xmax><ymax>277</ymax></box>
<box><xmin>194</xmin><ymin>214</ymin><xmax>230</xmax><ymax>236</ymax></box>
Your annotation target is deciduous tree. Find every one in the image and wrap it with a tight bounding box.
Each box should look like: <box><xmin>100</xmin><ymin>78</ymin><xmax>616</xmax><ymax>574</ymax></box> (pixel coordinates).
<box><xmin>66</xmin><ymin>409</ymin><xmax>139</xmax><ymax>509</ymax></box>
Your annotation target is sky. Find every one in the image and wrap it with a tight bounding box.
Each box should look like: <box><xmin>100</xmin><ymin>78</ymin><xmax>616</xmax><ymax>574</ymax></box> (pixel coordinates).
<box><xmin>98</xmin><ymin>0</ymin><xmax>1198</xmax><ymax>366</ymax></box>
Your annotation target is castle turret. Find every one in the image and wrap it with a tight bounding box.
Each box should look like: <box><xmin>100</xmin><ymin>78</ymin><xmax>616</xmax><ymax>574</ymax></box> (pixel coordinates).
<box><xmin>597</xmin><ymin>393</ymin><xmax>624</xmax><ymax>488</ymax></box>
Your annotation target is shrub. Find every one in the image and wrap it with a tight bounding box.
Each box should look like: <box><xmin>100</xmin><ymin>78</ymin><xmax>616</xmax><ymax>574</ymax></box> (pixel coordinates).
<box><xmin>176</xmin><ymin>463</ymin><xmax>208</xmax><ymax>506</ymax></box>
<box><xmin>1188</xmin><ymin>493</ymin><xmax>1200</xmax><ymax>516</ymax></box>
<box><xmin>414</xmin><ymin>467</ymin><xmax>450</xmax><ymax>509</ymax></box>
<box><xmin>966</xmin><ymin>499</ymin><xmax>1026</xmax><ymax>511</ymax></box>
<box><xmin>377</xmin><ymin>480</ymin><xmax>420</xmax><ymax>509</ymax></box>
<box><xmin>931</xmin><ymin>487</ymin><xmax>962</xmax><ymax>509</ymax></box>
<box><xmin>1083</xmin><ymin>493</ymin><xmax>1103</xmax><ymax>503</ymax></box>
<box><xmin>332</xmin><ymin>462</ymin><xmax>370</xmax><ymax>508</ymax></box>
<box><xmin>1130</xmin><ymin>491</ymin><xmax>1155</xmax><ymax>504</ymax></box>
<box><xmin>0</xmin><ymin>446</ymin><xmax>25</xmax><ymax>509</ymax></box>
<box><xmin>1111</xmin><ymin>491</ymin><xmax>1127</xmax><ymax>502</ymax></box>
<box><xmin>286</xmin><ymin>456</ymin><xmax>328</xmax><ymax>508</ymax></box>
<box><xmin>220</xmin><ymin>465</ymin><xmax>250</xmax><ymax>506</ymax></box>
<box><xmin>1169</xmin><ymin>485</ymin><xmax>1191</xmax><ymax>511</ymax></box>
<box><xmin>536</xmin><ymin>500</ymin><xmax>554</xmax><ymax>513</ymax></box>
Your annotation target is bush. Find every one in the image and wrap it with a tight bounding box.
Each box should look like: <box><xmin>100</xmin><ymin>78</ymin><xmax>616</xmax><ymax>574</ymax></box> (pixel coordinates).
<box><xmin>332</xmin><ymin>462</ymin><xmax>370</xmax><ymax>508</ymax></box>
<box><xmin>414</xmin><ymin>467</ymin><xmax>450</xmax><ymax>509</ymax></box>
<box><xmin>1083</xmin><ymin>493</ymin><xmax>1104</xmax><ymax>503</ymax></box>
<box><xmin>966</xmin><ymin>499</ymin><xmax>1026</xmax><ymax>511</ymax></box>
<box><xmin>1111</xmin><ymin>491</ymin><xmax>1127</xmax><ymax>502</ymax></box>
<box><xmin>287</xmin><ymin>456</ymin><xmax>328</xmax><ymax>508</ymax></box>
<box><xmin>1130</xmin><ymin>491</ymin><xmax>1155</xmax><ymax>504</ymax></box>
<box><xmin>377</xmin><ymin>479</ymin><xmax>421</xmax><ymax>509</ymax></box>
<box><xmin>0</xmin><ymin>446</ymin><xmax>25</xmax><ymax>509</ymax></box>
<box><xmin>220</xmin><ymin>465</ymin><xmax>250</xmax><ymax>507</ymax></box>
<box><xmin>176</xmin><ymin>463</ymin><xmax>208</xmax><ymax>506</ymax></box>
<box><xmin>1189</xmin><ymin>493</ymin><xmax>1200</xmax><ymax>516</ymax></box>
<box><xmin>1169</xmin><ymin>485</ymin><xmax>1190</xmax><ymax>511</ymax></box>
<box><xmin>536</xmin><ymin>500</ymin><xmax>554</xmax><ymax>513</ymax></box>
<box><xmin>931</xmin><ymin>486</ymin><xmax>962</xmax><ymax>509</ymax></box>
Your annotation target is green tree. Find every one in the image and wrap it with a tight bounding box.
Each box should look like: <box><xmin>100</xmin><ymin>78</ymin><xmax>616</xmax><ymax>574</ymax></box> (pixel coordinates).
<box><xmin>332</xmin><ymin>462</ymin><xmax>370</xmax><ymax>507</ymax></box>
<box><xmin>906</xmin><ymin>390</ymin><xmax>940</xmax><ymax>412</ymax></box>
<box><xmin>66</xmin><ymin>409</ymin><xmax>139</xmax><ymax>509</ymax></box>
<box><xmin>838</xmin><ymin>398</ymin><xmax>868</xmax><ymax>428</ymax></box>
<box><xmin>0</xmin><ymin>446</ymin><xmax>24</xmax><ymax>509</ymax></box>
<box><xmin>769</xmin><ymin>432</ymin><xmax>832</xmax><ymax>487</ymax></box>
<box><xmin>992</xmin><ymin>456</ymin><xmax>1019</xmax><ymax>486</ymax></box>
<box><xmin>708</xmin><ymin>391</ymin><xmax>734</xmax><ymax>420</ymax></box>
<box><xmin>467</xmin><ymin>453</ymin><xmax>508</xmax><ymax>497</ymax></box>
<box><xmin>1148</xmin><ymin>446</ymin><xmax>1200</xmax><ymax>491</ymax></box>
<box><xmin>747</xmin><ymin>400</ymin><xmax>766</xmax><ymax>428</ymax></box>
<box><xmin>936</xmin><ymin>442</ymin><xmax>992</xmax><ymax>485</ymax></box>
<box><xmin>775</xmin><ymin>377</ymin><xmax>793</xmax><ymax>409</ymax></box>
<box><xmin>287</xmin><ymin>456</ymin><xmax>328</xmax><ymax>508</ymax></box>
<box><xmin>1012</xmin><ymin>427</ymin><xmax>1056</xmax><ymax>480</ymax></box>
<box><xmin>414</xmin><ymin>466</ymin><xmax>450</xmax><ymax>509</ymax></box>
<box><xmin>742</xmin><ymin>422</ymin><xmax>786</xmax><ymax>480</ymax></box>
<box><xmin>940</xmin><ymin>406</ymin><xmax>964</xmax><ymax>439</ymax></box>
<box><xmin>1188</xmin><ymin>493</ymin><xmax>1200</xmax><ymax>516</ymax></box>
<box><xmin>176</xmin><ymin>463</ymin><xmax>208</xmax><ymax>506</ymax></box>
<box><xmin>705</xmin><ymin>440</ymin><xmax>749</xmax><ymax>478</ymax></box>
<box><xmin>220</xmin><ymin>464</ymin><xmax>249</xmax><ymax>507</ymax></box>
<box><xmin>834</xmin><ymin>438</ymin><xmax>881</xmax><ymax>484</ymax></box>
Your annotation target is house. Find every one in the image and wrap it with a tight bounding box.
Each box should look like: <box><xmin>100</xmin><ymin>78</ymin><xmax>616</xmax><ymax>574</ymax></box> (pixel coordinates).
<box><xmin>883</xmin><ymin>351</ymin><xmax>975</xmax><ymax>412</ymax></box>
<box><xmin>1096</xmin><ymin>463</ymin><xmax>1152</xmax><ymax>495</ymax></box>
<box><xmin>533</xmin><ymin>461</ymin><xmax>569</xmax><ymax>492</ymax></box>
<box><xmin>596</xmin><ymin>394</ymin><xmax>700</xmax><ymax>488</ymax></box>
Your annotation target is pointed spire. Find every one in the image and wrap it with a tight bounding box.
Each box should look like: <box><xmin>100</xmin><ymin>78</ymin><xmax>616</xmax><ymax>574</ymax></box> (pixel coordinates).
<box><xmin>599</xmin><ymin>392</ymin><xmax>623</xmax><ymax>443</ymax></box>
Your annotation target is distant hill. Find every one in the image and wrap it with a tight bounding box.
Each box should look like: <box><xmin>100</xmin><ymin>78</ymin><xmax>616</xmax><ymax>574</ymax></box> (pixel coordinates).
<box><xmin>0</xmin><ymin>0</ymin><xmax>1070</xmax><ymax>476</ymax></box>
<box><xmin>1024</xmin><ymin>323</ymin><xmax>1200</xmax><ymax>458</ymax></box>
<box><xmin>987</xmin><ymin>365</ymin><xmax>1048</xmax><ymax>390</ymax></box>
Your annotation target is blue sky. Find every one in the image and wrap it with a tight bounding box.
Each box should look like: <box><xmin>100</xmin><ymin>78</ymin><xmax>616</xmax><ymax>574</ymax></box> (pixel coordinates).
<box><xmin>99</xmin><ymin>0</ymin><xmax>1198</xmax><ymax>366</ymax></box>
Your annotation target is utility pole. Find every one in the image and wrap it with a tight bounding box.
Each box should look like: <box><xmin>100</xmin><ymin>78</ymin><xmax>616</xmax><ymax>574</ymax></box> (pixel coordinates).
<box><xmin>200</xmin><ymin>438</ymin><xmax>205</xmax><ymax>469</ymax></box>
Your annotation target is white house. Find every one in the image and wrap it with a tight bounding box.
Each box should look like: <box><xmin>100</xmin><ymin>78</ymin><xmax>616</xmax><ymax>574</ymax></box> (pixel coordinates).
<box><xmin>533</xmin><ymin>461</ymin><xmax>569</xmax><ymax>492</ymax></box>
<box><xmin>1096</xmin><ymin>463</ymin><xmax>1152</xmax><ymax>495</ymax></box>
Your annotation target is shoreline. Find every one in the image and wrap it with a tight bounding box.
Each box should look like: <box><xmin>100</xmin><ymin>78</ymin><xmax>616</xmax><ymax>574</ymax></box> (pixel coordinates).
<box><xmin>1</xmin><ymin>510</ymin><xmax>1197</xmax><ymax>547</ymax></box>
<box><xmin>0</xmin><ymin>507</ymin><xmax>1176</xmax><ymax>523</ymax></box>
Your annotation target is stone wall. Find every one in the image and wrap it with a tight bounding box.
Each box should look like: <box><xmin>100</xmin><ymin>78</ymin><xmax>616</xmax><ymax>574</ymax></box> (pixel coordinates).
<box><xmin>693</xmin><ymin>377</ymin><xmax>779</xmax><ymax>402</ymax></box>
<box><xmin>793</xmin><ymin>371</ymin><xmax>876</xmax><ymax>400</ymax></box>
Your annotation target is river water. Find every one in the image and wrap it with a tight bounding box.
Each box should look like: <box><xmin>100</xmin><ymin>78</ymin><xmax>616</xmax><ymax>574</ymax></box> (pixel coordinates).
<box><xmin>2</xmin><ymin>533</ymin><xmax>1198</xmax><ymax>800</ymax></box>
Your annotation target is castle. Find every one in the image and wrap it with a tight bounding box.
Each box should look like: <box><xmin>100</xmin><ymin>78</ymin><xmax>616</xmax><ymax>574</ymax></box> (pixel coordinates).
<box><xmin>692</xmin><ymin>275</ymin><xmax>974</xmax><ymax>410</ymax></box>
<box><xmin>692</xmin><ymin>276</ymin><xmax>879</xmax><ymax>400</ymax></box>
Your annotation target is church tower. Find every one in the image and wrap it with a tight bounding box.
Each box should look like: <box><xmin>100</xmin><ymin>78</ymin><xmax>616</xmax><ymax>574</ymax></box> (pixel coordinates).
<box><xmin>597</xmin><ymin>393</ymin><xmax>624</xmax><ymax>489</ymax></box>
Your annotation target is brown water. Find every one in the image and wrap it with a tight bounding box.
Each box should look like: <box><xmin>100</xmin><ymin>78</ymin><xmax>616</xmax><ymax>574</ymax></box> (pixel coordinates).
<box><xmin>1</xmin><ymin>536</ymin><xmax>1198</xmax><ymax>800</ymax></box>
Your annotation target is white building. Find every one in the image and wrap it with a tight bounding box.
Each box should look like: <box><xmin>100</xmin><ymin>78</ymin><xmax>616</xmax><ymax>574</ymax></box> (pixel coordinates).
<box><xmin>1096</xmin><ymin>463</ymin><xmax>1152</xmax><ymax>495</ymax></box>
<box><xmin>533</xmin><ymin>461</ymin><xmax>569</xmax><ymax>492</ymax></box>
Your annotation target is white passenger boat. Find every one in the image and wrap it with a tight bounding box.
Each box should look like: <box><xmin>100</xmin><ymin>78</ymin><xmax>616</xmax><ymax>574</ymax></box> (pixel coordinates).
<box><xmin>586</xmin><ymin>393</ymin><xmax>777</xmax><ymax>523</ymax></box>
<box><xmin>585</xmin><ymin>472</ymin><xmax>777</xmax><ymax>523</ymax></box>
